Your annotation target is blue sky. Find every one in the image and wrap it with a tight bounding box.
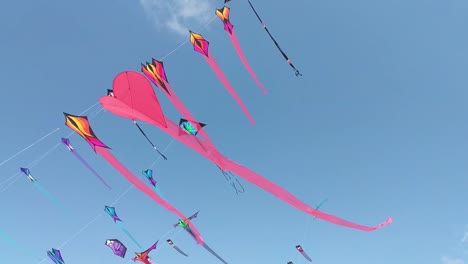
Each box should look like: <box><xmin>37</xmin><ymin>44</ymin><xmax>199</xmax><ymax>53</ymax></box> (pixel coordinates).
<box><xmin>0</xmin><ymin>0</ymin><xmax>467</xmax><ymax>263</ymax></box>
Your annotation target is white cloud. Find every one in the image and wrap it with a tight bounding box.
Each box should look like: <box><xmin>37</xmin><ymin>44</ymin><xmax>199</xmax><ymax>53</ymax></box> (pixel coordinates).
<box><xmin>139</xmin><ymin>0</ymin><xmax>215</xmax><ymax>36</ymax></box>
<box><xmin>442</xmin><ymin>256</ymin><xmax>465</xmax><ymax>264</ymax></box>
<box><xmin>462</xmin><ymin>232</ymin><xmax>468</xmax><ymax>243</ymax></box>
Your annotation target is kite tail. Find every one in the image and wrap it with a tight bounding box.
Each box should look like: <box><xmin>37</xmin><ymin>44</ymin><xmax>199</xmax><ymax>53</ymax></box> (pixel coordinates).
<box><xmin>312</xmin><ymin>198</ymin><xmax>328</xmax><ymax>221</ymax></box>
<box><xmin>161</xmin><ymin>81</ymin><xmax>219</xmax><ymax>155</ymax></box>
<box><xmin>116</xmin><ymin>221</ymin><xmax>143</xmax><ymax>249</ymax></box>
<box><xmin>71</xmin><ymin>150</ymin><xmax>112</xmax><ymax>190</ymax></box>
<box><xmin>0</xmin><ymin>230</ymin><xmax>40</xmax><ymax>261</ymax></box>
<box><xmin>173</xmin><ymin>245</ymin><xmax>188</xmax><ymax>257</ymax></box>
<box><xmin>134</xmin><ymin>121</ymin><xmax>168</xmax><ymax>160</ymax></box>
<box><xmin>153</xmin><ymin>185</ymin><xmax>165</xmax><ymax>199</ymax></box>
<box><xmin>229</xmin><ymin>31</ymin><xmax>267</xmax><ymax>94</ymax></box>
<box><xmin>223</xmin><ymin>159</ymin><xmax>392</xmax><ymax>232</ymax></box>
<box><xmin>301</xmin><ymin>251</ymin><xmax>312</xmax><ymax>262</ymax></box>
<box><xmin>32</xmin><ymin>182</ymin><xmax>67</xmax><ymax>212</ymax></box>
<box><xmin>202</xmin><ymin>242</ymin><xmax>229</xmax><ymax>264</ymax></box>
<box><xmin>247</xmin><ymin>0</ymin><xmax>301</xmax><ymax>77</ymax></box>
<box><xmin>96</xmin><ymin>147</ymin><xmax>204</xmax><ymax>244</ymax></box>
<box><xmin>204</xmin><ymin>52</ymin><xmax>255</xmax><ymax>125</ymax></box>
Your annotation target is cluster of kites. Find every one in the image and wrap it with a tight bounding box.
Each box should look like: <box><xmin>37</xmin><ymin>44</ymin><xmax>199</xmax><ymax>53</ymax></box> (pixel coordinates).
<box><xmin>2</xmin><ymin>1</ymin><xmax>393</xmax><ymax>263</ymax></box>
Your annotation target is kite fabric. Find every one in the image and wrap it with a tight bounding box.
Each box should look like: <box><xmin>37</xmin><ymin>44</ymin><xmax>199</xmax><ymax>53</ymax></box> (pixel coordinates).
<box><xmin>215</xmin><ymin>6</ymin><xmax>267</xmax><ymax>94</ymax></box>
<box><xmin>133</xmin><ymin>240</ymin><xmax>158</xmax><ymax>264</ymax></box>
<box><xmin>189</xmin><ymin>30</ymin><xmax>255</xmax><ymax>125</ymax></box>
<box><xmin>105</xmin><ymin>239</ymin><xmax>127</xmax><ymax>258</ymax></box>
<box><xmin>63</xmin><ymin>112</ymin><xmax>204</xmax><ymax>244</ymax></box>
<box><xmin>166</xmin><ymin>239</ymin><xmax>188</xmax><ymax>257</ymax></box>
<box><xmin>20</xmin><ymin>168</ymin><xmax>66</xmax><ymax>210</ymax></box>
<box><xmin>47</xmin><ymin>248</ymin><xmax>65</xmax><ymax>264</ymax></box>
<box><xmin>296</xmin><ymin>245</ymin><xmax>312</xmax><ymax>262</ymax></box>
<box><xmin>226</xmin><ymin>0</ymin><xmax>301</xmax><ymax>76</ymax></box>
<box><xmin>61</xmin><ymin>137</ymin><xmax>112</xmax><ymax>190</ymax></box>
<box><xmin>99</xmin><ymin>71</ymin><xmax>393</xmax><ymax>232</ymax></box>
<box><xmin>142</xmin><ymin>169</ymin><xmax>165</xmax><ymax>198</ymax></box>
<box><xmin>104</xmin><ymin>206</ymin><xmax>143</xmax><ymax>249</ymax></box>
<box><xmin>174</xmin><ymin>211</ymin><xmax>229</xmax><ymax>264</ymax></box>
<box><xmin>107</xmin><ymin>84</ymin><xmax>168</xmax><ymax>160</ymax></box>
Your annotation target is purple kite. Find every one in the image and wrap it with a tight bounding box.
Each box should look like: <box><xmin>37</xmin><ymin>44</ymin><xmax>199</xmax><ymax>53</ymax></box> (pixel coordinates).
<box><xmin>47</xmin><ymin>248</ymin><xmax>64</xmax><ymax>264</ymax></box>
<box><xmin>105</xmin><ymin>239</ymin><xmax>127</xmax><ymax>258</ymax></box>
<box><xmin>61</xmin><ymin>137</ymin><xmax>112</xmax><ymax>190</ymax></box>
<box><xmin>296</xmin><ymin>245</ymin><xmax>312</xmax><ymax>262</ymax></box>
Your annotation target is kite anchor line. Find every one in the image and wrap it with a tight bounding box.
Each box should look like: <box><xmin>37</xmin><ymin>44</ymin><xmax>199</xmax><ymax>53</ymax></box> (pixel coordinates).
<box><xmin>133</xmin><ymin>120</ymin><xmax>168</xmax><ymax>160</ymax></box>
<box><xmin>218</xmin><ymin>165</ymin><xmax>245</xmax><ymax>194</ymax></box>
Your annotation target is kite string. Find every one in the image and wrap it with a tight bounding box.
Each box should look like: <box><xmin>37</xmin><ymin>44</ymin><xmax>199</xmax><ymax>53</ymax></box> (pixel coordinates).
<box><xmin>0</xmin><ymin>142</ymin><xmax>63</xmax><ymax>192</ymax></box>
<box><xmin>0</xmin><ymin>127</ymin><xmax>60</xmax><ymax>168</ymax></box>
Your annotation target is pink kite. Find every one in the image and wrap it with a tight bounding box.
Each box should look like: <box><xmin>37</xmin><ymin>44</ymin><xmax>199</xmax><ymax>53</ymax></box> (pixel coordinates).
<box><xmin>189</xmin><ymin>30</ymin><xmax>255</xmax><ymax>125</ymax></box>
<box><xmin>99</xmin><ymin>71</ymin><xmax>393</xmax><ymax>233</ymax></box>
<box><xmin>215</xmin><ymin>6</ymin><xmax>267</xmax><ymax>94</ymax></box>
<box><xmin>63</xmin><ymin>113</ymin><xmax>204</xmax><ymax>244</ymax></box>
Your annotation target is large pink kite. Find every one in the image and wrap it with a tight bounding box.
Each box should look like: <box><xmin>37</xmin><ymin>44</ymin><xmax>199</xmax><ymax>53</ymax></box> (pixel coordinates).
<box><xmin>99</xmin><ymin>71</ymin><xmax>393</xmax><ymax>232</ymax></box>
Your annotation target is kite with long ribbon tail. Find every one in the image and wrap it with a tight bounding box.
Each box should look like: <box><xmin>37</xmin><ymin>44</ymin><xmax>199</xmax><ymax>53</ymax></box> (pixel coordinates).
<box><xmin>63</xmin><ymin>112</ymin><xmax>204</xmax><ymax>244</ymax></box>
<box><xmin>188</xmin><ymin>30</ymin><xmax>255</xmax><ymax>125</ymax></box>
<box><xmin>104</xmin><ymin>206</ymin><xmax>143</xmax><ymax>249</ymax></box>
<box><xmin>47</xmin><ymin>248</ymin><xmax>65</xmax><ymax>264</ymax></box>
<box><xmin>296</xmin><ymin>245</ymin><xmax>312</xmax><ymax>262</ymax></box>
<box><xmin>132</xmin><ymin>241</ymin><xmax>158</xmax><ymax>264</ymax></box>
<box><xmin>215</xmin><ymin>6</ymin><xmax>266</xmax><ymax>94</ymax></box>
<box><xmin>19</xmin><ymin>168</ymin><xmax>66</xmax><ymax>211</ymax></box>
<box><xmin>166</xmin><ymin>239</ymin><xmax>188</xmax><ymax>257</ymax></box>
<box><xmin>61</xmin><ymin>138</ymin><xmax>112</xmax><ymax>190</ymax></box>
<box><xmin>141</xmin><ymin>59</ymin><xmax>220</xmax><ymax>156</ymax></box>
<box><xmin>142</xmin><ymin>169</ymin><xmax>164</xmax><ymax>198</ymax></box>
<box><xmin>174</xmin><ymin>211</ymin><xmax>228</xmax><ymax>264</ymax></box>
<box><xmin>99</xmin><ymin>71</ymin><xmax>392</xmax><ymax>232</ymax></box>
<box><xmin>47</xmin><ymin>249</ymin><xmax>65</xmax><ymax>264</ymax></box>
<box><xmin>107</xmin><ymin>89</ymin><xmax>167</xmax><ymax>160</ymax></box>
<box><xmin>225</xmin><ymin>0</ymin><xmax>301</xmax><ymax>76</ymax></box>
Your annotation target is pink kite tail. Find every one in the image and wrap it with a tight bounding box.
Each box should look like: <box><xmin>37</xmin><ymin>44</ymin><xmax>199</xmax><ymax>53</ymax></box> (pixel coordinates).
<box><xmin>72</xmin><ymin>150</ymin><xmax>112</xmax><ymax>190</ymax></box>
<box><xmin>96</xmin><ymin>147</ymin><xmax>204</xmax><ymax>244</ymax></box>
<box><xmin>229</xmin><ymin>31</ymin><xmax>267</xmax><ymax>94</ymax></box>
<box><xmin>99</xmin><ymin>96</ymin><xmax>392</xmax><ymax>231</ymax></box>
<box><xmin>161</xmin><ymin>81</ymin><xmax>220</xmax><ymax>155</ymax></box>
<box><xmin>221</xmin><ymin>158</ymin><xmax>393</xmax><ymax>232</ymax></box>
<box><xmin>205</xmin><ymin>52</ymin><xmax>255</xmax><ymax>125</ymax></box>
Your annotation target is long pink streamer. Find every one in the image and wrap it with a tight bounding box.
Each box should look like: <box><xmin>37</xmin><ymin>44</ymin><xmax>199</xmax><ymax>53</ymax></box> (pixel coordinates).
<box><xmin>100</xmin><ymin>96</ymin><xmax>392</xmax><ymax>232</ymax></box>
<box><xmin>95</xmin><ymin>147</ymin><xmax>204</xmax><ymax>244</ymax></box>
<box><xmin>229</xmin><ymin>31</ymin><xmax>267</xmax><ymax>94</ymax></box>
<box><xmin>205</xmin><ymin>52</ymin><xmax>255</xmax><ymax>125</ymax></box>
<box><xmin>155</xmin><ymin>79</ymin><xmax>222</xmax><ymax>159</ymax></box>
